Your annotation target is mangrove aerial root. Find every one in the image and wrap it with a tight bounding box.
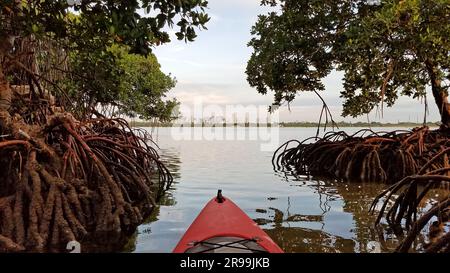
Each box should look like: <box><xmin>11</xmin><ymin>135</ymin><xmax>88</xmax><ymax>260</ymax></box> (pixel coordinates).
<box><xmin>273</xmin><ymin>127</ymin><xmax>450</xmax><ymax>183</ymax></box>
<box><xmin>0</xmin><ymin>112</ymin><xmax>172</xmax><ymax>252</ymax></box>
<box><xmin>370</xmin><ymin>147</ymin><xmax>450</xmax><ymax>253</ymax></box>
<box><xmin>274</xmin><ymin>126</ymin><xmax>449</xmax><ymax>252</ymax></box>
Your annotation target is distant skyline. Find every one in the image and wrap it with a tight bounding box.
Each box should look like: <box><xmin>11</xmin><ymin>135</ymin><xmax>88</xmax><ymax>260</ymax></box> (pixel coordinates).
<box><xmin>152</xmin><ymin>0</ymin><xmax>440</xmax><ymax>123</ymax></box>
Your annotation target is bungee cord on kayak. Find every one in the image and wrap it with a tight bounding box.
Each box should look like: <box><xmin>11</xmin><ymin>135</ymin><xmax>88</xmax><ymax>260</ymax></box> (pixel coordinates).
<box><xmin>173</xmin><ymin>190</ymin><xmax>284</xmax><ymax>253</ymax></box>
<box><xmin>188</xmin><ymin>238</ymin><xmax>268</xmax><ymax>253</ymax></box>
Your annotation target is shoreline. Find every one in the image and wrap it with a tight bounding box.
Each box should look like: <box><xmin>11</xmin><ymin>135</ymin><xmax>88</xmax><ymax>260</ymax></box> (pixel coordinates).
<box><xmin>130</xmin><ymin>122</ymin><xmax>440</xmax><ymax>128</ymax></box>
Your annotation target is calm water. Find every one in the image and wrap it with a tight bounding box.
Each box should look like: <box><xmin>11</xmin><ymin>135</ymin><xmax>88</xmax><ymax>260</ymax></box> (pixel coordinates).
<box><xmin>125</xmin><ymin>127</ymin><xmax>425</xmax><ymax>253</ymax></box>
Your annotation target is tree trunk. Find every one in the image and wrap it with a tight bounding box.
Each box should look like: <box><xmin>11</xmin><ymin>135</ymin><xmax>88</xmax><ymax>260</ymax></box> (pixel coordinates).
<box><xmin>0</xmin><ymin>54</ymin><xmax>12</xmax><ymax>112</ymax></box>
<box><xmin>425</xmin><ymin>60</ymin><xmax>450</xmax><ymax>128</ymax></box>
<box><xmin>0</xmin><ymin>0</ymin><xmax>21</xmax><ymax>113</ymax></box>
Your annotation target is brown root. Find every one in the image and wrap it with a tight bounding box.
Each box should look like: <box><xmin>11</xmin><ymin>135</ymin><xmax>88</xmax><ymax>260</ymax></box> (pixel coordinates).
<box><xmin>274</xmin><ymin>127</ymin><xmax>449</xmax><ymax>183</ymax></box>
<box><xmin>275</xmin><ymin>127</ymin><xmax>450</xmax><ymax>252</ymax></box>
<box><xmin>370</xmin><ymin>148</ymin><xmax>450</xmax><ymax>253</ymax></box>
<box><xmin>0</xmin><ymin>112</ymin><xmax>172</xmax><ymax>252</ymax></box>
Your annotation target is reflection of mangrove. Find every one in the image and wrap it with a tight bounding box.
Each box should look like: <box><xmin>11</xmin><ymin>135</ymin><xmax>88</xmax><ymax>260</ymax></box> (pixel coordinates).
<box><xmin>254</xmin><ymin>206</ymin><xmax>355</xmax><ymax>253</ymax></box>
<box><xmin>254</xmin><ymin>189</ymin><xmax>364</xmax><ymax>253</ymax></box>
<box><xmin>0</xmin><ymin>117</ymin><xmax>172</xmax><ymax>252</ymax></box>
<box><xmin>266</xmin><ymin>227</ymin><xmax>355</xmax><ymax>253</ymax></box>
<box><xmin>122</xmin><ymin>145</ymin><xmax>181</xmax><ymax>252</ymax></box>
<box><xmin>328</xmin><ymin>181</ymin><xmax>403</xmax><ymax>252</ymax></box>
<box><xmin>274</xmin><ymin>171</ymin><xmax>430</xmax><ymax>252</ymax></box>
<box><xmin>273</xmin><ymin>127</ymin><xmax>448</xmax><ymax>183</ymax></box>
<box><xmin>371</xmin><ymin>147</ymin><xmax>450</xmax><ymax>253</ymax></box>
<box><xmin>254</xmin><ymin>207</ymin><xmax>324</xmax><ymax>227</ymax></box>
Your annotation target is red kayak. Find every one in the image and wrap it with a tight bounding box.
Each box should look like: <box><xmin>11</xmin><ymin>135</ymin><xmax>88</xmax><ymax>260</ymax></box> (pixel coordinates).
<box><xmin>173</xmin><ymin>190</ymin><xmax>284</xmax><ymax>253</ymax></box>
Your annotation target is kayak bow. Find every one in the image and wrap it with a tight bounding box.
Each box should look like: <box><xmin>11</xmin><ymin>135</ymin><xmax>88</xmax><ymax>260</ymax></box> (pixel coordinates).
<box><xmin>173</xmin><ymin>190</ymin><xmax>283</xmax><ymax>253</ymax></box>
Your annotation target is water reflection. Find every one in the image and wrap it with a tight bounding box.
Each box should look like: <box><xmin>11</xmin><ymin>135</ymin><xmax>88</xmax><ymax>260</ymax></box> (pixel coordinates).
<box><xmin>266</xmin><ymin>227</ymin><xmax>356</xmax><ymax>253</ymax></box>
<box><xmin>126</xmin><ymin>127</ymin><xmax>429</xmax><ymax>253</ymax></box>
<box><xmin>252</xmin><ymin>174</ymin><xmax>389</xmax><ymax>252</ymax></box>
<box><xmin>126</xmin><ymin>147</ymin><xmax>181</xmax><ymax>252</ymax></box>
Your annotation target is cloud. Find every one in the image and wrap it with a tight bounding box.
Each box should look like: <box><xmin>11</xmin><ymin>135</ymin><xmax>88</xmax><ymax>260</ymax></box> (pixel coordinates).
<box><xmin>174</xmin><ymin>89</ymin><xmax>231</xmax><ymax>106</ymax></box>
<box><xmin>212</xmin><ymin>0</ymin><xmax>262</xmax><ymax>9</ymax></box>
<box><xmin>167</xmin><ymin>82</ymin><xmax>272</xmax><ymax>105</ymax></box>
<box><xmin>166</xmin><ymin>80</ymin><xmax>441</xmax><ymax>123</ymax></box>
<box><xmin>159</xmin><ymin>57</ymin><xmax>205</xmax><ymax>68</ymax></box>
<box><xmin>171</xmin><ymin>45</ymin><xmax>185</xmax><ymax>53</ymax></box>
<box><xmin>208</xmin><ymin>12</ymin><xmax>222</xmax><ymax>25</ymax></box>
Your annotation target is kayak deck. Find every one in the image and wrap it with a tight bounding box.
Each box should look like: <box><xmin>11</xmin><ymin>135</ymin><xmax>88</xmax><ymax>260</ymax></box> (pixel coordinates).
<box><xmin>184</xmin><ymin>236</ymin><xmax>267</xmax><ymax>253</ymax></box>
<box><xmin>173</xmin><ymin>191</ymin><xmax>283</xmax><ymax>253</ymax></box>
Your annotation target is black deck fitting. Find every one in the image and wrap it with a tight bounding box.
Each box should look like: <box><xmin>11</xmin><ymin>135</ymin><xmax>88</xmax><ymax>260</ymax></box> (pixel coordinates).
<box><xmin>217</xmin><ymin>189</ymin><xmax>224</xmax><ymax>203</ymax></box>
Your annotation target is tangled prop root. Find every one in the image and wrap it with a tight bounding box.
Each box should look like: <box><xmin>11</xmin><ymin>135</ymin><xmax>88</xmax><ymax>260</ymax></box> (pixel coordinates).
<box><xmin>273</xmin><ymin>127</ymin><xmax>449</xmax><ymax>183</ymax></box>
<box><xmin>370</xmin><ymin>147</ymin><xmax>450</xmax><ymax>253</ymax></box>
<box><xmin>0</xmin><ymin>112</ymin><xmax>172</xmax><ymax>252</ymax></box>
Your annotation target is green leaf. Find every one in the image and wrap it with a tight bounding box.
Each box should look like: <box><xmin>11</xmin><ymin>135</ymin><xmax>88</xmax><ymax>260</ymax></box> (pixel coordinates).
<box><xmin>175</xmin><ymin>32</ymin><xmax>184</xmax><ymax>40</ymax></box>
<box><xmin>32</xmin><ymin>24</ymin><xmax>39</xmax><ymax>33</ymax></box>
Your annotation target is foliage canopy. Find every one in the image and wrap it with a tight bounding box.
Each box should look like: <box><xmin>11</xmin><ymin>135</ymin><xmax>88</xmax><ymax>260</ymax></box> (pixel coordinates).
<box><xmin>0</xmin><ymin>0</ymin><xmax>210</xmax><ymax>120</ymax></box>
<box><xmin>63</xmin><ymin>44</ymin><xmax>178</xmax><ymax>120</ymax></box>
<box><xmin>247</xmin><ymin>0</ymin><xmax>450</xmax><ymax>125</ymax></box>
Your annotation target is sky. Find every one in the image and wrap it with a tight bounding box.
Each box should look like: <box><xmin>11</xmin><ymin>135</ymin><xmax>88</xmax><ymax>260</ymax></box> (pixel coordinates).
<box><xmin>152</xmin><ymin>0</ymin><xmax>440</xmax><ymax>123</ymax></box>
